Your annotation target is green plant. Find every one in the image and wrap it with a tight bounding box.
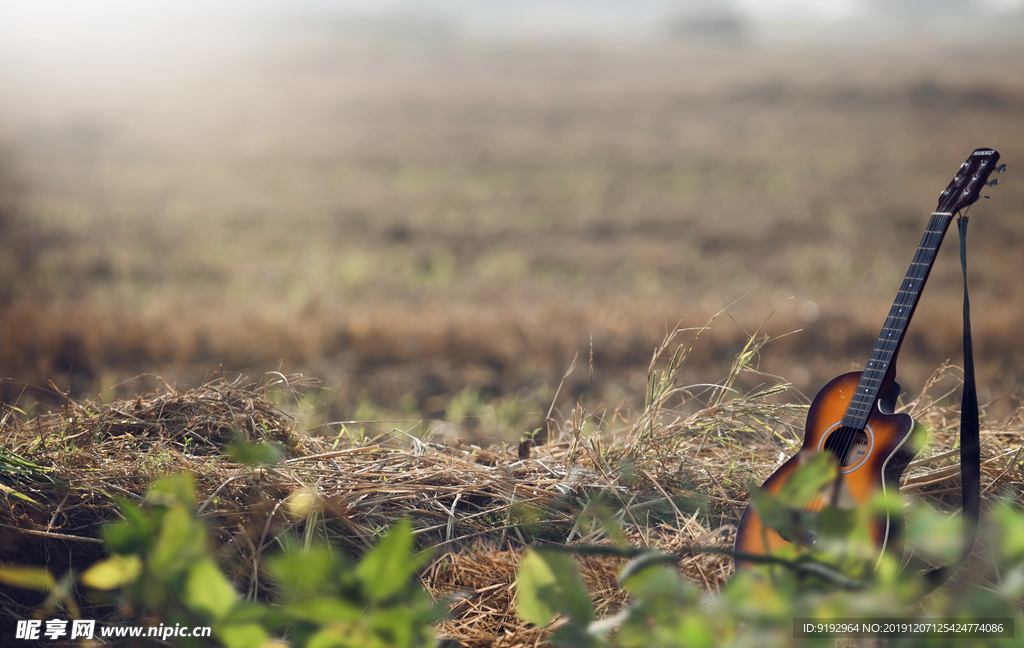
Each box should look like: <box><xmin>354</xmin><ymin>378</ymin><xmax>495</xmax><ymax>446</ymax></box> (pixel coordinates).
<box><xmin>0</xmin><ymin>473</ymin><xmax>443</xmax><ymax>648</ymax></box>
<box><xmin>516</xmin><ymin>457</ymin><xmax>1024</xmax><ymax>647</ymax></box>
<box><xmin>0</xmin><ymin>443</ymin><xmax>53</xmax><ymax>507</ymax></box>
<box><xmin>446</xmin><ymin>386</ymin><xmax>487</xmax><ymax>426</ymax></box>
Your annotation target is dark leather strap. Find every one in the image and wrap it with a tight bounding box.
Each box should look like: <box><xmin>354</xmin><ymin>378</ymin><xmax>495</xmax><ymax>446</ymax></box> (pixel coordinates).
<box><xmin>916</xmin><ymin>213</ymin><xmax>981</xmax><ymax>593</ymax></box>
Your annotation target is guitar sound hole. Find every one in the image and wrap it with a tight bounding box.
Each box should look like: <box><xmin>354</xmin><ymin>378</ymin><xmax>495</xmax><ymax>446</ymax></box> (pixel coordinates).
<box><xmin>822</xmin><ymin>426</ymin><xmax>870</xmax><ymax>468</ymax></box>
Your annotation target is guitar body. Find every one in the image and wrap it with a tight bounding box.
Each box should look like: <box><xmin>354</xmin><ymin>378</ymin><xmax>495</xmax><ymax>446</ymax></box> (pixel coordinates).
<box><xmin>735</xmin><ymin>371</ymin><xmax>924</xmax><ymax>567</ymax></box>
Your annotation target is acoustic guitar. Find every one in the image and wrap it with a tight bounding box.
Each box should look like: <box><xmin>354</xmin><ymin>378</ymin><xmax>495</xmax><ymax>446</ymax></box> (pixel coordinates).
<box><xmin>734</xmin><ymin>147</ymin><xmax>1003</xmax><ymax>568</ymax></box>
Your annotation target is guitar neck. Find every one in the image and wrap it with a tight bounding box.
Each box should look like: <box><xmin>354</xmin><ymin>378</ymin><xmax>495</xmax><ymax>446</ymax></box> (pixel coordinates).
<box><xmin>841</xmin><ymin>210</ymin><xmax>956</xmax><ymax>429</ymax></box>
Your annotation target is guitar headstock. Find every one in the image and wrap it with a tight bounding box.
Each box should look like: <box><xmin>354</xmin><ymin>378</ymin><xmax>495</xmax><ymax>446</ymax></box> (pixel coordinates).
<box><xmin>936</xmin><ymin>147</ymin><xmax>1003</xmax><ymax>214</ymax></box>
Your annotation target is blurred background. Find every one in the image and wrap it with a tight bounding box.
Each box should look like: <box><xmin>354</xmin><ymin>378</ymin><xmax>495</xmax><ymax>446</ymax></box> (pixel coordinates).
<box><xmin>1</xmin><ymin>1</ymin><xmax>1023</xmax><ymax>441</ymax></box>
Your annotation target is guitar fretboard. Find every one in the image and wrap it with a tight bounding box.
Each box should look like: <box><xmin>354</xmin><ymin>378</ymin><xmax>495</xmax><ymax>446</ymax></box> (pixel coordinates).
<box><xmin>841</xmin><ymin>211</ymin><xmax>955</xmax><ymax>429</ymax></box>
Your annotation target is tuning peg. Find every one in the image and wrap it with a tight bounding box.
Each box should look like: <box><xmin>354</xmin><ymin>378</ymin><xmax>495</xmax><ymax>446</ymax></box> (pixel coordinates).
<box><xmin>988</xmin><ymin>178</ymin><xmax>999</xmax><ymax>187</ymax></box>
<box><xmin>996</xmin><ymin>164</ymin><xmax>1007</xmax><ymax>173</ymax></box>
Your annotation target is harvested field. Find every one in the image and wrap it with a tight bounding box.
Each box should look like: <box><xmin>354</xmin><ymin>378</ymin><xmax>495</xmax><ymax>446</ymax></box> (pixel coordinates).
<box><xmin>1</xmin><ymin>328</ymin><xmax>1021</xmax><ymax>645</ymax></box>
<box><xmin>1</xmin><ymin>8</ymin><xmax>1024</xmax><ymax>645</ymax></box>
<box><xmin>1</xmin><ymin>17</ymin><xmax>1024</xmax><ymax>434</ymax></box>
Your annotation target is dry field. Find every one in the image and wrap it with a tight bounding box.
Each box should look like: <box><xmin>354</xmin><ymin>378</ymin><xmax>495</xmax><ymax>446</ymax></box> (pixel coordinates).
<box><xmin>0</xmin><ymin>341</ymin><xmax>1020</xmax><ymax>645</ymax></box>
<box><xmin>2</xmin><ymin>19</ymin><xmax>1024</xmax><ymax>443</ymax></box>
<box><xmin>2</xmin><ymin>15</ymin><xmax>1024</xmax><ymax>645</ymax></box>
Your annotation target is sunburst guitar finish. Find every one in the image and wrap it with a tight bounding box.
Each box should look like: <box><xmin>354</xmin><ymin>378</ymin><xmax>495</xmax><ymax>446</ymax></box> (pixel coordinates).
<box><xmin>734</xmin><ymin>371</ymin><xmax>922</xmax><ymax>567</ymax></box>
<box><xmin>733</xmin><ymin>147</ymin><xmax>1002</xmax><ymax>570</ymax></box>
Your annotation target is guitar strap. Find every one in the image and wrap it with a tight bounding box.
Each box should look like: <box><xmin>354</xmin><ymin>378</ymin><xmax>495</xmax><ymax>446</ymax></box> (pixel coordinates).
<box><xmin>912</xmin><ymin>213</ymin><xmax>981</xmax><ymax>595</ymax></box>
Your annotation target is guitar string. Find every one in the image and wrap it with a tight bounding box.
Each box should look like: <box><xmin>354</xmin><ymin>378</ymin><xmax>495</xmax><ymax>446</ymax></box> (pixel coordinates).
<box><xmin>831</xmin><ymin>213</ymin><xmax>950</xmax><ymax>465</ymax></box>
<box><xmin>815</xmin><ymin>214</ymin><xmax>953</xmax><ymax>518</ymax></box>
<box><xmin>832</xmin><ymin>228</ymin><xmax>928</xmax><ymax>459</ymax></box>
<box><xmin>806</xmin><ymin>160</ymin><xmax>987</xmax><ymax>520</ymax></box>
<box><xmin>828</xmin><ymin>209</ymin><xmax>961</xmax><ymax>498</ymax></box>
<box><xmin>832</xmin><ymin>157</ymin><xmax>984</xmax><ymax>459</ymax></box>
<box><xmin>835</xmin><ymin>219</ymin><xmax>943</xmax><ymax>460</ymax></box>
<box><xmin>815</xmin><ymin>218</ymin><xmax>933</xmax><ymax>508</ymax></box>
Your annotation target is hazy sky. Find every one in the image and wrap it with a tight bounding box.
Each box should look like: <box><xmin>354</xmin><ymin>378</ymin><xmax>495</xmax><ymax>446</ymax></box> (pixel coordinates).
<box><xmin>0</xmin><ymin>0</ymin><xmax>1021</xmax><ymax>54</ymax></box>
<box><xmin>1</xmin><ymin>0</ymin><xmax>1021</xmax><ymax>21</ymax></box>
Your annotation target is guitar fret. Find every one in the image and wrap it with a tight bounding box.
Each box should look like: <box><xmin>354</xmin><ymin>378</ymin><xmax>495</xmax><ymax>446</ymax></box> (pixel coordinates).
<box><xmin>848</xmin><ymin>208</ymin><xmax>961</xmax><ymax>430</ymax></box>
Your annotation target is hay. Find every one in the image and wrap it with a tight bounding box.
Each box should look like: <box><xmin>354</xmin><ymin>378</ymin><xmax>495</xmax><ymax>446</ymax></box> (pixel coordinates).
<box><xmin>0</xmin><ymin>357</ymin><xmax>1021</xmax><ymax>646</ymax></box>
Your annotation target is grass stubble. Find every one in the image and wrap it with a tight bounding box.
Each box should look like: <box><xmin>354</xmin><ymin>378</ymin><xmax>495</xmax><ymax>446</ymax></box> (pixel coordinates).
<box><xmin>0</xmin><ymin>320</ymin><xmax>1021</xmax><ymax>646</ymax></box>
<box><xmin>2</xmin><ymin>25</ymin><xmax>1024</xmax><ymax>646</ymax></box>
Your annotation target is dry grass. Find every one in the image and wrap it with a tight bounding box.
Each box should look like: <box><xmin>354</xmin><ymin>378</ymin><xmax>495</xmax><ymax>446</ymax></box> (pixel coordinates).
<box><xmin>1</xmin><ymin>323</ymin><xmax>1021</xmax><ymax>645</ymax></box>
<box><xmin>2</xmin><ymin>18</ymin><xmax>1024</xmax><ymax>644</ymax></box>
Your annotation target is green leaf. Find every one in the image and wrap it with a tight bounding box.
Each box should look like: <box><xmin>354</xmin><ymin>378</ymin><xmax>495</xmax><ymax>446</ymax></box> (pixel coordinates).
<box><xmin>150</xmin><ymin>504</ymin><xmax>208</xmax><ymax>579</ymax></box>
<box><xmin>550</xmin><ymin>622</ymin><xmax>608</xmax><ymax>648</ymax></box>
<box><xmin>516</xmin><ymin>549</ymin><xmax>594</xmax><ymax>627</ymax></box>
<box><xmin>620</xmin><ymin>562</ymin><xmax>696</xmax><ymax>604</ymax></box>
<box><xmin>186</xmin><ymin>558</ymin><xmax>238</xmax><ymax>621</ymax></box>
<box><xmin>618</xmin><ymin>551</ymin><xmax>678</xmax><ymax>588</ymax></box>
<box><xmin>220</xmin><ymin>601</ymin><xmax>269</xmax><ymax>625</ymax></box>
<box><xmin>102</xmin><ymin>499</ymin><xmax>155</xmax><ymax>555</ymax></box>
<box><xmin>776</xmin><ymin>452</ymin><xmax>838</xmax><ymax>507</ymax></box>
<box><xmin>997</xmin><ymin>503</ymin><xmax>1024</xmax><ymax>564</ymax></box>
<box><xmin>356</xmin><ymin>519</ymin><xmax>427</xmax><ymax>600</ymax></box>
<box><xmin>516</xmin><ymin>550</ymin><xmax>560</xmax><ymax>626</ymax></box>
<box><xmin>816</xmin><ymin>505</ymin><xmax>858</xmax><ymax>539</ymax></box>
<box><xmin>0</xmin><ymin>482</ymin><xmax>43</xmax><ymax>507</ymax></box>
<box><xmin>286</xmin><ymin>596</ymin><xmax>363</xmax><ymax>623</ymax></box>
<box><xmin>0</xmin><ymin>565</ymin><xmax>56</xmax><ymax>591</ymax></box>
<box><xmin>746</xmin><ymin>452</ymin><xmax>843</xmax><ymax>548</ymax></box>
<box><xmin>216</xmin><ymin>622</ymin><xmax>269</xmax><ymax>648</ymax></box>
<box><xmin>307</xmin><ymin>625</ymin><xmax>360</xmax><ymax>648</ymax></box>
<box><xmin>148</xmin><ymin>473</ymin><xmax>197</xmax><ymax>508</ymax></box>
<box><xmin>81</xmin><ymin>554</ymin><xmax>142</xmax><ymax>590</ymax></box>
<box><xmin>904</xmin><ymin>505</ymin><xmax>965</xmax><ymax>563</ymax></box>
<box><xmin>750</xmin><ymin>487</ymin><xmax>816</xmax><ymax>548</ymax></box>
<box><xmin>267</xmin><ymin>544</ymin><xmax>339</xmax><ymax>595</ymax></box>
<box><xmin>614</xmin><ymin>573</ymin><xmax>710</xmax><ymax>648</ymax></box>
<box><xmin>368</xmin><ymin>607</ymin><xmax>422</xmax><ymax>647</ymax></box>
<box><xmin>673</xmin><ymin>614</ymin><xmax>716</xmax><ymax>648</ymax></box>
<box><xmin>227</xmin><ymin>438</ymin><xmax>284</xmax><ymax>467</ymax></box>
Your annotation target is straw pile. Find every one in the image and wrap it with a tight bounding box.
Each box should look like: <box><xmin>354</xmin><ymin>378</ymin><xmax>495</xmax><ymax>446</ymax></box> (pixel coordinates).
<box><xmin>1</xmin><ymin>348</ymin><xmax>1021</xmax><ymax>646</ymax></box>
